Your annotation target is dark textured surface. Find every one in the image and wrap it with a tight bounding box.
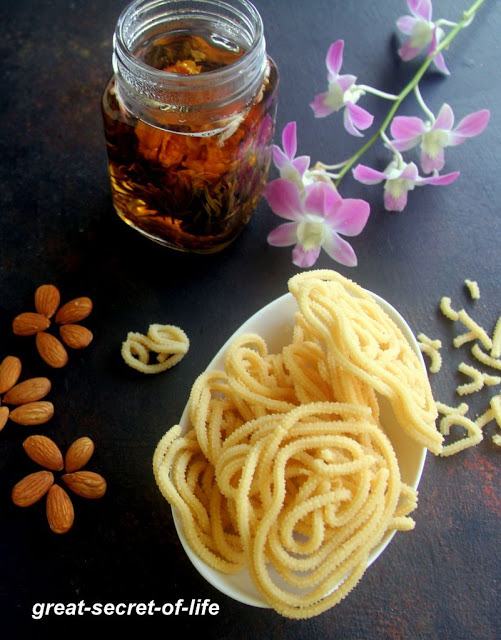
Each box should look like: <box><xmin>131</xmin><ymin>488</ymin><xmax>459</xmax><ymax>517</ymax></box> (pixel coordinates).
<box><xmin>1</xmin><ymin>0</ymin><xmax>500</xmax><ymax>637</ymax></box>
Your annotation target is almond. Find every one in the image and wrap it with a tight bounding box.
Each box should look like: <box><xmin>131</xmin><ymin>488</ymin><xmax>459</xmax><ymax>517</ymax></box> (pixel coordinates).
<box><xmin>3</xmin><ymin>377</ymin><xmax>51</xmax><ymax>405</ymax></box>
<box><xmin>62</xmin><ymin>471</ymin><xmax>107</xmax><ymax>499</ymax></box>
<box><xmin>60</xmin><ymin>324</ymin><xmax>93</xmax><ymax>349</ymax></box>
<box><xmin>55</xmin><ymin>297</ymin><xmax>93</xmax><ymax>324</ymax></box>
<box><xmin>9</xmin><ymin>401</ymin><xmax>54</xmax><ymax>425</ymax></box>
<box><xmin>35</xmin><ymin>284</ymin><xmax>61</xmax><ymax>319</ymax></box>
<box><xmin>0</xmin><ymin>355</ymin><xmax>22</xmax><ymax>394</ymax></box>
<box><xmin>46</xmin><ymin>484</ymin><xmax>74</xmax><ymax>534</ymax></box>
<box><xmin>0</xmin><ymin>406</ymin><xmax>9</xmax><ymax>432</ymax></box>
<box><xmin>12</xmin><ymin>470</ymin><xmax>54</xmax><ymax>507</ymax></box>
<box><xmin>12</xmin><ymin>312</ymin><xmax>51</xmax><ymax>336</ymax></box>
<box><xmin>65</xmin><ymin>437</ymin><xmax>95</xmax><ymax>473</ymax></box>
<box><xmin>36</xmin><ymin>332</ymin><xmax>68</xmax><ymax>368</ymax></box>
<box><xmin>23</xmin><ymin>435</ymin><xmax>64</xmax><ymax>471</ymax></box>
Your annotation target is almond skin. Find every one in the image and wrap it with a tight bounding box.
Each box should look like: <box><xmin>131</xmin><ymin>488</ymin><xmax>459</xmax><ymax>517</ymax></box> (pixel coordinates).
<box><xmin>35</xmin><ymin>284</ymin><xmax>61</xmax><ymax>319</ymax></box>
<box><xmin>12</xmin><ymin>470</ymin><xmax>54</xmax><ymax>507</ymax></box>
<box><xmin>0</xmin><ymin>406</ymin><xmax>10</xmax><ymax>431</ymax></box>
<box><xmin>65</xmin><ymin>437</ymin><xmax>95</xmax><ymax>473</ymax></box>
<box><xmin>9</xmin><ymin>401</ymin><xmax>54</xmax><ymax>426</ymax></box>
<box><xmin>46</xmin><ymin>484</ymin><xmax>74</xmax><ymax>534</ymax></box>
<box><xmin>60</xmin><ymin>324</ymin><xmax>93</xmax><ymax>350</ymax></box>
<box><xmin>23</xmin><ymin>435</ymin><xmax>64</xmax><ymax>471</ymax></box>
<box><xmin>55</xmin><ymin>297</ymin><xmax>93</xmax><ymax>325</ymax></box>
<box><xmin>0</xmin><ymin>355</ymin><xmax>22</xmax><ymax>394</ymax></box>
<box><xmin>12</xmin><ymin>312</ymin><xmax>51</xmax><ymax>336</ymax></box>
<box><xmin>62</xmin><ymin>471</ymin><xmax>107</xmax><ymax>499</ymax></box>
<box><xmin>3</xmin><ymin>377</ymin><xmax>51</xmax><ymax>405</ymax></box>
<box><xmin>36</xmin><ymin>332</ymin><xmax>68</xmax><ymax>368</ymax></box>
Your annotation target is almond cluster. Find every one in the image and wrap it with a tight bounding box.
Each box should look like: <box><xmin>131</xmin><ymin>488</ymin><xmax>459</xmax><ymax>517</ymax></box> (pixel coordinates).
<box><xmin>0</xmin><ymin>356</ymin><xmax>53</xmax><ymax>431</ymax></box>
<box><xmin>11</xmin><ymin>435</ymin><xmax>106</xmax><ymax>534</ymax></box>
<box><xmin>12</xmin><ymin>284</ymin><xmax>93</xmax><ymax>368</ymax></box>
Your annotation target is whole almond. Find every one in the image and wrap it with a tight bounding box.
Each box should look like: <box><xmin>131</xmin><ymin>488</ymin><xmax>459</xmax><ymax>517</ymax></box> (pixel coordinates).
<box><xmin>62</xmin><ymin>471</ymin><xmax>107</xmax><ymax>499</ymax></box>
<box><xmin>60</xmin><ymin>324</ymin><xmax>93</xmax><ymax>350</ymax></box>
<box><xmin>46</xmin><ymin>484</ymin><xmax>74</xmax><ymax>534</ymax></box>
<box><xmin>65</xmin><ymin>437</ymin><xmax>95</xmax><ymax>473</ymax></box>
<box><xmin>23</xmin><ymin>435</ymin><xmax>64</xmax><ymax>471</ymax></box>
<box><xmin>35</xmin><ymin>284</ymin><xmax>61</xmax><ymax>319</ymax></box>
<box><xmin>55</xmin><ymin>297</ymin><xmax>93</xmax><ymax>325</ymax></box>
<box><xmin>3</xmin><ymin>377</ymin><xmax>51</xmax><ymax>405</ymax></box>
<box><xmin>36</xmin><ymin>332</ymin><xmax>68</xmax><ymax>368</ymax></box>
<box><xmin>9</xmin><ymin>401</ymin><xmax>54</xmax><ymax>426</ymax></box>
<box><xmin>12</xmin><ymin>470</ymin><xmax>54</xmax><ymax>507</ymax></box>
<box><xmin>0</xmin><ymin>355</ymin><xmax>22</xmax><ymax>394</ymax></box>
<box><xmin>12</xmin><ymin>312</ymin><xmax>51</xmax><ymax>336</ymax></box>
<box><xmin>0</xmin><ymin>406</ymin><xmax>9</xmax><ymax>431</ymax></box>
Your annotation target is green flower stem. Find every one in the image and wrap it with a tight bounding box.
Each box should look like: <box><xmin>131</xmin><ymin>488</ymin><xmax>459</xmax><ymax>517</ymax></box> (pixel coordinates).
<box><xmin>333</xmin><ymin>0</ymin><xmax>487</xmax><ymax>187</ymax></box>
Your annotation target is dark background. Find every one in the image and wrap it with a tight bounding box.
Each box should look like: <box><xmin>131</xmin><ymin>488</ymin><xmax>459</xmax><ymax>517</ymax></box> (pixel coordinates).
<box><xmin>1</xmin><ymin>0</ymin><xmax>499</xmax><ymax>638</ymax></box>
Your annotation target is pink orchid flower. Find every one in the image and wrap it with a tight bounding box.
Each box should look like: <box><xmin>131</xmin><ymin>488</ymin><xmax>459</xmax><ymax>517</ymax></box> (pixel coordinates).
<box><xmin>353</xmin><ymin>158</ymin><xmax>459</xmax><ymax>212</ymax></box>
<box><xmin>390</xmin><ymin>104</ymin><xmax>490</xmax><ymax>173</ymax></box>
<box><xmin>397</xmin><ymin>0</ymin><xmax>449</xmax><ymax>74</ymax></box>
<box><xmin>310</xmin><ymin>40</ymin><xmax>374</xmax><ymax>137</ymax></box>
<box><xmin>265</xmin><ymin>179</ymin><xmax>370</xmax><ymax>268</ymax></box>
<box><xmin>272</xmin><ymin>121</ymin><xmax>311</xmax><ymax>189</ymax></box>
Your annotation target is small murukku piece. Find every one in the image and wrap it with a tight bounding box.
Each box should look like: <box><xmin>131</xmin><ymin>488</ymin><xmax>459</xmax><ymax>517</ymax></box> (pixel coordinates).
<box><xmin>464</xmin><ymin>279</ymin><xmax>480</xmax><ymax>300</ymax></box>
<box><xmin>121</xmin><ymin>323</ymin><xmax>189</xmax><ymax>373</ymax></box>
<box><xmin>417</xmin><ymin>333</ymin><xmax>442</xmax><ymax>373</ymax></box>
<box><xmin>436</xmin><ymin>401</ymin><xmax>482</xmax><ymax>456</ymax></box>
<box><xmin>471</xmin><ymin>343</ymin><xmax>501</xmax><ymax>372</ymax></box>
<box><xmin>439</xmin><ymin>296</ymin><xmax>459</xmax><ymax>321</ymax></box>
<box><xmin>456</xmin><ymin>362</ymin><xmax>501</xmax><ymax>396</ymax></box>
<box><xmin>490</xmin><ymin>315</ymin><xmax>501</xmax><ymax>359</ymax></box>
<box><xmin>456</xmin><ymin>309</ymin><xmax>492</xmax><ymax>351</ymax></box>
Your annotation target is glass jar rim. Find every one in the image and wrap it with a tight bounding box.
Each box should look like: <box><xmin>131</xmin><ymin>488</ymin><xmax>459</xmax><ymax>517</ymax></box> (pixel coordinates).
<box><xmin>114</xmin><ymin>0</ymin><xmax>265</xmax><ymax>89</ymax></box>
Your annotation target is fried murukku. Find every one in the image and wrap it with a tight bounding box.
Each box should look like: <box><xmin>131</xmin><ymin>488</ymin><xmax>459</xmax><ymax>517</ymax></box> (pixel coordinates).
<box><xmin>288</xmin><ymin>270</ymin><xmax>441</xmax><ymax>454</ymax></box>
<box><xmin>153</xmin><ymin>270</ymin><xmax>433</xmax><ymax>619</ymax></box>
<box><xmin>122</xmin><ymin>323</ymin><xmax>189</xmax><ymax>373</ymax></box>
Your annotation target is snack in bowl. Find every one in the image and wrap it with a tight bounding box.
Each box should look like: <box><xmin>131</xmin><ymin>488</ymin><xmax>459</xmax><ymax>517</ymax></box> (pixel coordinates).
<box><xmin>153</xmin><ymin>270</ymin><xmax>440</xmax><ymax>618</ymax></box>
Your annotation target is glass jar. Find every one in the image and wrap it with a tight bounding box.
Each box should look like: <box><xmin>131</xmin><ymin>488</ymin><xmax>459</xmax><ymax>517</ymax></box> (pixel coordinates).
<box><xmin>101</xmin><ymin>0</ymin><xmax>278</xmax><ymax>253</ymax></box>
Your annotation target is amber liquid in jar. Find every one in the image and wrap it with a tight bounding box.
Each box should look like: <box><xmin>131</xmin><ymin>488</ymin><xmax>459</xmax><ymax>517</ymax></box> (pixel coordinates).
<box><xmin>102</xmin><ymin>31</ymin><xmax>278</xmax><ymax>253</ymax></box>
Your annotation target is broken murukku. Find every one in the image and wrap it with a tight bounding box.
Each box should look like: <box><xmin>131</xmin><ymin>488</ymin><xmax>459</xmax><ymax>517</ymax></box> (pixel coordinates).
<box><xmin>121</xmin><ymin>323</ymin><xmax>189</xmax><ymax>373</ymax></box>
<box><xmin>418</xmin><ymin>333</ymin><xmax>442</xmax><ymax>373</ymax></box>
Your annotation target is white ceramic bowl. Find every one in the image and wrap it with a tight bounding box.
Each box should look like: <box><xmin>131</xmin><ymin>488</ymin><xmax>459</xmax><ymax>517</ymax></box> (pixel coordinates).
<box><xmin>172</xmin><ymin>290</ymin><xmax>427</xmax><ymax>608</ymax></box>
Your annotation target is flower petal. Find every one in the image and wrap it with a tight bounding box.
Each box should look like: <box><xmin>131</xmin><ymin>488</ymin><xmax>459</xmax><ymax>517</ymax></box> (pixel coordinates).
<box><xmin>345</xmin><ymin>101</ymin><xmax>374</xmax><ymax>133</ymax></box>
<box><xmin>272</xmin><ymin>145</ymin><xmax>289</xmax><ymax>170</ymax></box>
<box><xmin>391</xmin><ymin>115</ymin><xmax>426</xmax><ymax>142</ymax></box>
<box><xmin>310</xmin><ymin>92</ymin><xmax>335</xmax><ymax>118</ymax></box>
<box><xmin>398</xmin><ymin>40</ymin><xmax>423</xmax><ymax>61</ymax></box>
<box><xmin>322</xmin><ymin>233</ymin><xmax>358</xmax><ymax>267</ymax></box>
<box><xmin>450</xmin><ymin>109</ymin><xmax>490</xmax><ymax>144</ymax></box>
<box><xmin>420</xmin><ymin>148</ymin><xmax>445</xmax><ymax>173</ymax></box>
<box><xmin>267</xmin><ymin>222</ymin><xmax>299</xmax><ymax>247</ymax></box>
<box><xmin>433</xmin><ymin>103</ymin><xmax>454</xmax><ymax>131</ymax></box>
<box><xmin>304</xmin><ymin>181</ymin><xmax>340</xmax><ymax>217</ymax></box>
<box><xmin>396</xmin><ymin>15</ymin><xmax>419</xmax><ymax>35</ymax></box>
<box><xmin>353</xmin><ymin>164</ymin><xmax>387</xmax><ymax>185</ymax></box>
<box><xmin>409</xmin><ymin>0</ymin><xmax>432</xmax><ymax>21</ymax></box>
<box><xmin>291</xmin><ymin>155</ymin><xmax>311</xmax><ymax>177</ymax></box>
<box><xmin>417</xmin><ymin>171</ymin><xmax>460</xmax><ymax>186</ymax></box>
<box><xmin>326</xmin><ymin>40</ymin><xmax>344</xmax><ymax>77</ymax></box>
<box><xmin>384</xmin><ymin>187</ymin><xmax>409</xmax><ymax>212</ymax></box>
<box><xmin>292</xmin><ymin>244</ymin><xmax>321</xmax><ymax>268</ymax></box>
<box><xmin>281</xmin><ymin>122</ymin><xmax>297</xmax><ymax>160</ymax></box>
<box><xmin>264</xmin><ymin>179</ymin><xmax>303</xmax><ymax>221</ymax></box>
<box><xmin>432</xmin><ymin>50</ymin><xmax>450</xmax><ymax>75</ymax></box>
<box><xmin>329</xmin><ymin>198</ymin><xmax>370</xmax><ymax>236</ymax></box>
